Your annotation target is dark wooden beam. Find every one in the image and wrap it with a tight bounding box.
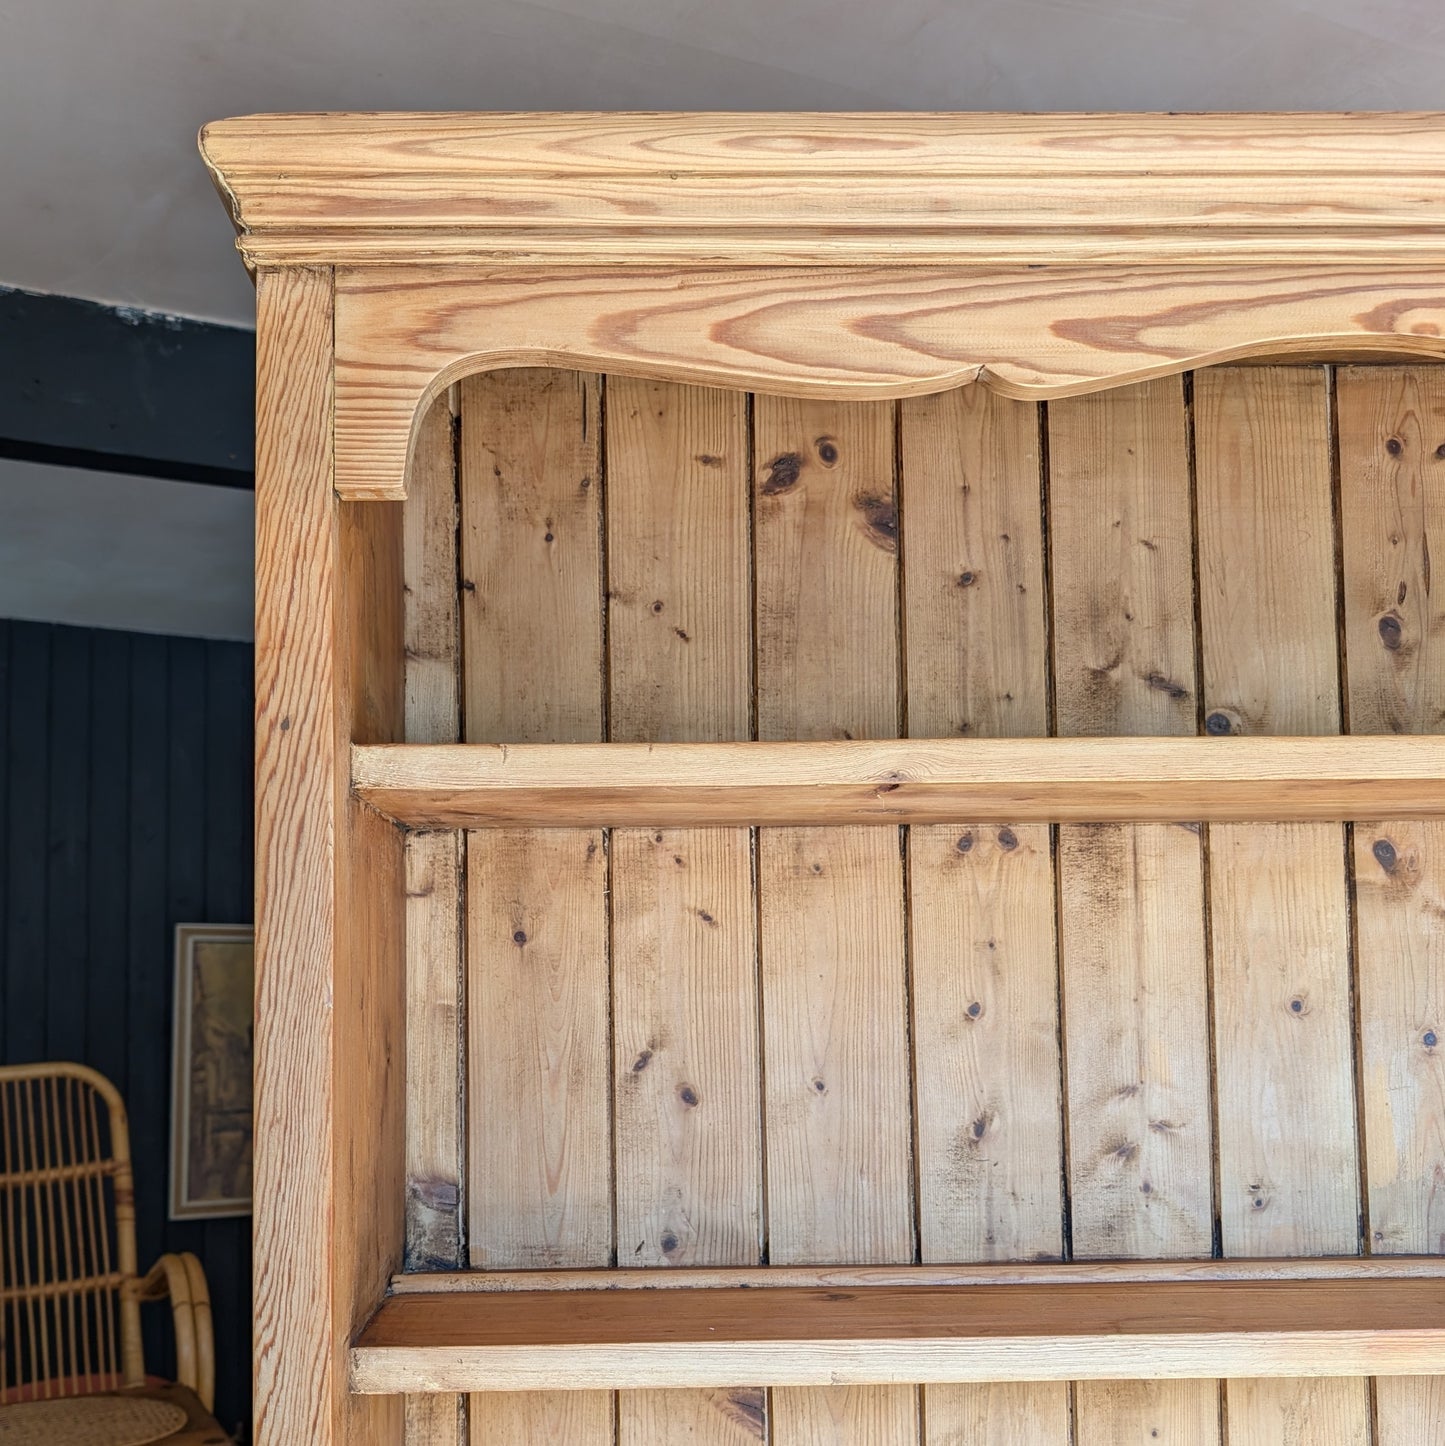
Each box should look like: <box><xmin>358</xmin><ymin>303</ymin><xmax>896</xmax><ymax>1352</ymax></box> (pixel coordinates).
<box><xmin>0</xmin><ymin>286</ymin><xmax>254</xmax><ymax>487</ymax></box>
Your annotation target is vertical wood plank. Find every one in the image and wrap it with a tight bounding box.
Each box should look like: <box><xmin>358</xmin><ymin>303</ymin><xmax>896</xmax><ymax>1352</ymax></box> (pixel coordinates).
<box><xmin>1050</xmin><ymin>378</ymin><xmax>1217</xmax><ymax>1444</ymax></box>
<box><xmin>754</xmin><ymin>398</ymin><xmax>899</xmax><ymax>744</ymax></box>
<box><xmin>1195</xmin><ymin>364</ymin><xmax>1363</xmax><ymax>1445</ymax></box>
<box><xmin>1073</xmin><ymin>1383</ymin><xmax>1218</xmax><ymax>1446</ymax></box>
<box><xmin>462</xmin><ymin>369</ymin><xmax>612</xmax><ymax>1442</ymax></box>
<box><xmin>754</xmin><ymin>396</ymin><xmax>915</xmax><ymax>1445</ymax></box>
<box><xmin>902</xmin><ymin>387</ymin><xmax>1047</xmax><ymax>742</ymax></box>
<box><xmin>1338</xmin><ymin>364</ymin><xmax>1445</xmax><ymax>1443</ymax></box>
<box><xmin>606</xmin><ymin>377</ymin><xmax>762</xmax><ymax>1443</ymax></box>
<box><xmin>401</xmin><ymin>393</ymin><xmax>466</xmax><ymax>1446</ymax></box>
<box><xmin>921</xmin><ymin>1382</ymin><xmax>1070</xmax><ymax>1446</ymax></box>
<box><xmin>606</xmin><ymin>377</ymin><xmax>752</xmax><ymax>746</ymax></box>
<box><xmin>253</xmin><ymin>267</ymin><xmax>405</xmax><ymax>1446</ymax></box>
<box><xmin>1338</xmin><ymin>366</ymin><xmax>1445</xmax><ymax>737</ymax></box>
<box><xmin>1222</xmin><ymin>1379</ymin><xmax>1369</xmax><ymax>1446</ymax></box>
<box><xmin>772</xmin><ymin>1387</ymin><xmax>916</xmax><ymax>1445</ymax></box>
<box><xmin>618</xmin><ymin>1390</ymin><xmax>767</xmax><ymax>1446</ymax></box>
<box><xmin>460</xmin><ymin>369</ymin><xmax>604</xmax><ymax>746</ymax></box>
<box><xmin>901</xmin><ymin>388</ymin><xmax>1066</xmax><ymax>1442</ymax></box>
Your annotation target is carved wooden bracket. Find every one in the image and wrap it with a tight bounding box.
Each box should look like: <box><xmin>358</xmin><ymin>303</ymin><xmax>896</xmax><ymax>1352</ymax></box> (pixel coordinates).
<box><xmin>203</xmin><ymin>113</ymin><xmax>1445</xmax><ymax>499</ymax></box>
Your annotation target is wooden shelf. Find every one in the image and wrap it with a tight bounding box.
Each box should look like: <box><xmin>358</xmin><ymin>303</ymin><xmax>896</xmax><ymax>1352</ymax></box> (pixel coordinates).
<box><xmin>352</xmin><ymin>735</ymin><xmax>1445</xmax><ymax>828</ymax></box>
<box><xmin>350</xmin><ymin>1266</ymin><xmax>1445</xmax><ymax>1393</ymax></box>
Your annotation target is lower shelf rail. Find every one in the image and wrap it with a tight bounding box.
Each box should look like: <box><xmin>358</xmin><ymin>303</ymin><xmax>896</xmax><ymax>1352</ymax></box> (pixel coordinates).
<box><xmin>350</xmin><ymin>1261</ymin><xmax>1445</xmax><ymax>1393</ymax></box>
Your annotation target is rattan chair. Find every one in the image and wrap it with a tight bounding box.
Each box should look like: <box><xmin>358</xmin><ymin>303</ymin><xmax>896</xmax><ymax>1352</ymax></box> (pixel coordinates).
<box><xmin>0</xmin><ymin>1062</ymin><xmax>230</xmax><ymax>1444</ymax></box>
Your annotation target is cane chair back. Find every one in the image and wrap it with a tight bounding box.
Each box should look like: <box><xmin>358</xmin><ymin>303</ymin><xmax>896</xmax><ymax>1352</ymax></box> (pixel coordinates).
<box><xmin>0</xmin><ymin>1062</ymin><xmax>144</xmax><ymax>1402</ymax></box>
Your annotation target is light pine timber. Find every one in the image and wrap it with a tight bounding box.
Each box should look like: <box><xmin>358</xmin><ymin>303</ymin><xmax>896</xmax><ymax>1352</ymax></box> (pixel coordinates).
<box><xmin>349</xmin><ymin>1279</ymin><xmax>1445</xmax><ymax>1394</ymax></box>
<box><xmin>605</xmin><ymin>375</ymin><xmax>764</xmax><ymax>1444</ymax></box>
<box><xmin>330</xmin><ymin>264</ymin><xmax>1445</xmax><ymax>499</ymax></box>
<box><xmin>252</xmin><ymin>267</ymin><xmax>405</xmax><ymax>1446</ymax></box>
<box><xmin>1195</xmin><ymin>365</ymin><xmax>1368</xmax><ymax>1443</ymax></box>
<box><xmin>1338</xmin><ymin>365</ymin><xmax>1445</xmax><ymax>1444</ymax></box>
<box><xmin>393</xmin><ymin>1256</ymin><xmax>1445</xmax><ymax>1291</ymax></box>
<box><xmin>401</xmin><ymin>394</ymin><xmax>464</xmax><ymax>1446</ymax></box>
<box><xmin>1050</xmin><ymin>378</ymin><xmax>1218</xmax><ymax>1443</ymax></box>
<box><xmin>202</xmin><ymin>113</ymin><xmax>1445</xmax><ymax>270</ymax></box>
<box><xmin>899</xmin><ymin>386</ymin><xmax>1065</xmax><ymax>1442</ymax></box>
<box><xmin>753</xmin><ymin>394</ymin><xmax>916</xmax><ymax>1444</ymax></box>
<box><xmin>350</xmin><ymin>734</ymin><xmax>1445</xmax><ymax>828</ymax></box>
<box><xmin>460</xmin><ymin>369</ymin><xmax>612</xmax><ymax>1441</ymax></box>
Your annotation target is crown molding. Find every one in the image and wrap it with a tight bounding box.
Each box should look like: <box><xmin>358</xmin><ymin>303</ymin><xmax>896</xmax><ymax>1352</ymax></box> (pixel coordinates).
<box><xmin>202</xmin><ymin>111</ymin><xmax>1445</xmax><ymax>272</ymax></box>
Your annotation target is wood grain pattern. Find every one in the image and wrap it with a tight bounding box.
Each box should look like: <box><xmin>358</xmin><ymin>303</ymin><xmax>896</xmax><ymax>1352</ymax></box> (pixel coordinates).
<box><xmin>1338</xmin><ymin>365</ymin><xmax>1445</xmax><ymax>1444</ymax></box>
<box><xmin>605</xmin><ymin>373</ymin><xmax>762</xmax><ymax>1442</ymax></box>
<box><xmin>1051</xmin><ymin>378</ymin><xmax>1215</xmax><ymax>1443</ymax></box>
<box><xmin>349</xmin><ymin>1279</ymin><xmax>1445</xmax><ymax>1393</ymax></box>
<box><xmin>352</xmin><ymin>734</ymin><xmax>1445</xmax><ymax>828</ymax></box>
<box><xmin>460</xmin><ymin>369</ymin><xmax>612</xmax><ymax>1441</ymax></box>
<box><xmin>203</xmin><ymin>112</ymin><xmax>1445</xmax><ymax>268</ymax></box>
<box><xmin>333</xmin><ymin>265</ymin><xmax>1445</xmax><ymax>499</ymax></box>
<box><xmin>401</xmin><ymin>392</ymin><xmax>463</xmax><ymax>1311</ymax></box>
<box><xmin>753</xmin><ymin>397</ymin><xmax>898</xmax><ymax>744</ymax></box>
<box><xmin>758</xmin><ymin>827</ymin><xmax>913</xmax><ymax>1267</ymax></box>
<box><xmin>1222</xmin><ymin>1378</ymin><xmax>1370</xmax><ymax>1446</ymax></box>
<box><xmin>900</xmin><ymin>387</ymin><xmax>1046</xmax><ymax>742</ymax></box>
<box><xmin>252</xmin><ymin>267</ymin><xmax>405</xmax><ymax>1446</ymax></box>
<box><xmin>1337</xmin><ymin>366</ymin><xmax>1445</xmax><ymax>736</ymax></box>
<box><xmin>605</xmin><ymin>376</ymin><xmax>751</xmax><ymax>746</ymax></box>
<box><xmin>399</xmin><ymin>399</ymin><xmax>462</xmax><ymax>1446</ymax></box>
<box><xmin>618</xmin><ymin>1389</ymin><xmax>765</xmax><ymax>1445</ymax></box>
<box><xmin>459</xmin><ymin>368</ymin><xmax>603</xmax><ymax>746</ymax></box>
<box><xmin>1196</xmin><ymin>366</ymin><xmax>1365</xmax><ymax>1446</ymax></box>
<box><xmin>1073</xmin><ymin>1380</ymin><xmax>1219</xmax><ymax>1444</ymax></box>
<box><xmin>900</xmin><ymin>383</ymin><xmax>1063</xmax><ymax>1441</ymax></box>
<box><xmin>394</xmin><ymin>1257</ymin><xmax>1445</xmax><ymax>1292</ymax></box>
<box><xmin>754</xmin><ymin>392</ymin><xmax>913</xmax><ymax>1441</ymax></box>
<box><xmin>466</xmin><ymin>831</ymin><xmax>610</xmax><ymax>1264</ymax></box>
<box><xmin>909</xmin><ymin>823</ymin><xmax>1060</xmax><ymax>1263</ymax></box>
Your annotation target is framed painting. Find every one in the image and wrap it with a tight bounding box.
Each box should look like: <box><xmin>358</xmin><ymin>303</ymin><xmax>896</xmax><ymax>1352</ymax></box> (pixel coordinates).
<box><xmin>169</xmin><ymin>923</ymin><xmax>254</xmax><ymax>1219</ymax></box>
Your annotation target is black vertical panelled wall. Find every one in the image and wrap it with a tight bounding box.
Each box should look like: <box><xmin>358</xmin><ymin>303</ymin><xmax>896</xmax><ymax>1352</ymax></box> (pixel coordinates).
<box><xmin>0</xmin><ymin>617</ymin><xmax>253</xmax><ymax>1440</ymax></box>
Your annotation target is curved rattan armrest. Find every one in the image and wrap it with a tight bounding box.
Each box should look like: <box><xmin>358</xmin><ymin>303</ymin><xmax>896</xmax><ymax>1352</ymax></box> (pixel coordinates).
<box><xmin>137</xmin><ymin>1251</ymin><xmax>216</xmax><ymax>1412</ymax></box>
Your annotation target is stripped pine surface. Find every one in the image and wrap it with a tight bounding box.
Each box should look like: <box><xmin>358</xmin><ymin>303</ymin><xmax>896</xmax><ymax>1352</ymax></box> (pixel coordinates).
<box><xmin>899</xmin><ymin>387</ymin><xmax>1066</xmax><ymax>1441</ymax></box>
<box><xmin>1050</xmin><ymin>378</ymin><xmax>1219</xmax><ymax>1441</ymax></box>
<box><xmin>1195</xmin><ymin>366</ymin><xmax>1369</xmax><ymax>1443</ymax></box>
<box><xmin>606</xmin><ymin>377</ymin><xmax>764</xmax><ymax>1443</ymax></box>
<box><xmin>460</xmin><ymin>370</ymin><xmax>613</xmax><ymax>1441</ymax></box>
<box><xmin>1337</xmin><ymin>365</ymin><xmax>1445</xmax><ymax>1443</ymax></box>
<box><xmin>400</xmin><ymin>394</ymin><xmax>464</xmax><ymax>1446</ymax></box>
<box><xmin>753</xmin><ymin>395</ymin><xmax>916</xmax><ymax>1443</ymax></box>
<box><xmin>439</xmin><ymin>361</ymin><xmax>1445</xmax><ymax>1445</ymax></box>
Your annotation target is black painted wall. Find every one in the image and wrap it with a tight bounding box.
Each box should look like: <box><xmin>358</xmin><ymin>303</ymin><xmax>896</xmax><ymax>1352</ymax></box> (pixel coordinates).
<box><xmin>0</xmin><ymin>618</ymin><xmax>253</xmax><ymax>1439</ymax></box>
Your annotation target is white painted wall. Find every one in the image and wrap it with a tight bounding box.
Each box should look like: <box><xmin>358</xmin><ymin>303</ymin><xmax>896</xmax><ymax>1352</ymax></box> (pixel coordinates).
<box><xmin>4</xmin><ymin>0</ymin><xmax>1444</xmax><ymax>325</ymax></box>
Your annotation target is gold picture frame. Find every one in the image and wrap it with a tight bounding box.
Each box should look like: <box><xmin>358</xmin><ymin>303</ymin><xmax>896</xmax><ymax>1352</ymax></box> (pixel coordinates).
<box><xmin>169</xmin><ymin>923</ymin><xmax>254</xmax><ymax>1219</ymax></box>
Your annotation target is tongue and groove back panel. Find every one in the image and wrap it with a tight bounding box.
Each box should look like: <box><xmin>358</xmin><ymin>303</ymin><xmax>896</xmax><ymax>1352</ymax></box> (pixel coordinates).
<box><xmin>398</xmin><ymin>363</ymin><xmax>1445</xmax><ymax>1446</ymax></box>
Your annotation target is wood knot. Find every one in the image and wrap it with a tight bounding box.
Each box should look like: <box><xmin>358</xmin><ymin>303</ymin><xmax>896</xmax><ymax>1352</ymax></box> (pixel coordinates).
<box><xmin>1373</xmin><ymin>838</ymin><xmax>1399</xmax><ymax>873</ymax></box>
<box><xmin>816</xmin><ymin>437</ymin><xmax>839</xmax><ymax>465</ymax></box>
<box><xmin>966</xmin><ymin>1001</ymin><xmax>982</xmax><ymax>1019</ymax></box>
<box><xmin>956</xmin><ymin>832</ymin><xmax>974</xmax><ymax>853</ymax></box>
<box><xmin>1205</xmin><ymin>710</ymin><xmax>1240</xmax><ymax>736</ymax></box>
<box><xmin>1379</xmin><ymin>612</ymin><xmax>1404</xmax><ymax>651</ymax></box>
<box><xmin>855</xmin><ymin>493</ymin><xmax>898</xmax><ymax>553</ymax></box>
<box><xmin>760</xmin><ymin>452</ymin><xmax>803</xmax><ymax>494</ymax></box>
<box><xmin>997</xmin><ymin>827</ymin><xmax>1018</xmax><ymax>851</ymax></box>
<box><xmin>956</xmin><ymin>570</ymin><xmax>978</xmax><ymax>588</ymax></box>
<box><xmin>678</xmin><ymin>1084</ymin><xmax>699</xmax><ymax>1108</ymax></box>
<box><xmin>1386</xmin><ymin>436</ymin><xmax>1404</xmax><ymax>457</ymax></box>
<box><xmin>512</xmin><ymin>930</ymin><xmax>528</xmax><ymax>946</ymax></box>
